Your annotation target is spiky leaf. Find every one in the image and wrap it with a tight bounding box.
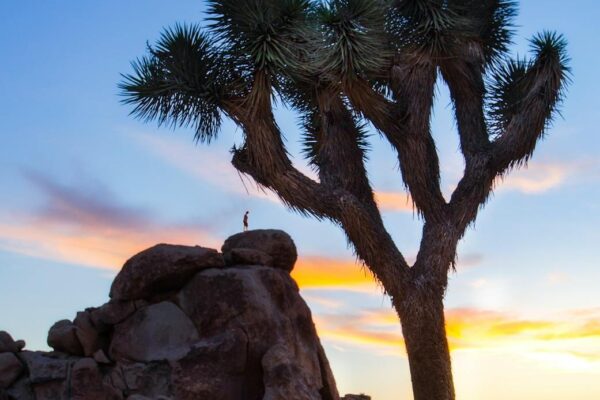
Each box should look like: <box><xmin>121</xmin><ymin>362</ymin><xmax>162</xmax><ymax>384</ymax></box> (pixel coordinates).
<box><xmin>487</xmin><ymin>31</ymin><xmax>570</xmax><ymax>136</ymax></box>
<box><xmin>207</xmin><ymin>0</ymin><xmax>312</xmax><ymax>76</ymax></box>
<box><xmin>314</xmin><ymin>0</ymin><xmax>391</xmax><ymax>80</ymax></box>
<box><xmin>120</xmin><ymin>24</ymin><xmax>227</xmax><ymax>142</ymax></box>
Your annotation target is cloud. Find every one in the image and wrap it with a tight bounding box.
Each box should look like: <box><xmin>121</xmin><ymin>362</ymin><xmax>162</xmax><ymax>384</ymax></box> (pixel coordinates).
<box><xmin>130</xmin><ymin>132</ymin><xmax>319</xmax><ymax>204</ymax></box>
<box><xmin>314</xmin><ymin>312</ymin><xmax>405</xmax><ymax>355</ymax></box>
<box><xmin>293</xmin><ymin>252</ymin><xmax>483</xmax><ymax>290</ymax></box>
<box><xmin>495</xmin><ymin>161</ymin><xmax>577</xmax><ymax>194</ymax></box>
<box><xmin>312</xmin><ymin>305</ymin><xmax>600</xmax><ymax>368</ymax></box>
<box><xmin>373</xmin><ymin>191</ymin><xmax>414</xmax><ymax>213</ymax></box>
<box><xmin>469</xmin><ymin>278</ymin><xmax>488</xmax><ymax>288</ymax></box>
<box><xmin>0</xmin><ymin>172</ymin><xmax>219</xmax><ymax>270</ymax></box>
<box><xmin>545</xmin><ymin>271</ymin><xmax>570</xmax><ymax>285</ymax></box>
<box><xmin>455</xmin><ymin>253</ymin><xmax>484</xmax><ymax>272</ymax></box>
<box><xmin>292</xmin><ymin>256</ymin><xmax>379</xmax><ymax>289</ymax></box>
<box><xmin>132</xmin><ymin>131</ymin><xmax>420</xmax><ymax>215</ymax></box>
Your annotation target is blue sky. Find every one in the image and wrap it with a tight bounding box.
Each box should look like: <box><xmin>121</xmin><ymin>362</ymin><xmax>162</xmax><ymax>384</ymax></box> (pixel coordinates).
<box><xmin>1</xmin><ymin>1</ymin><xmax>599</xmax><ymax>399</ymax></box>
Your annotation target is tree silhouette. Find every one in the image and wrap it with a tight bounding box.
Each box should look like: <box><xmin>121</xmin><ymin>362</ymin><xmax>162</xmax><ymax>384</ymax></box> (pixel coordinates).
<box><xmin>121</xmin><ymin>1</ymin><xmax>569</xmax><ymax>398</ymax></box>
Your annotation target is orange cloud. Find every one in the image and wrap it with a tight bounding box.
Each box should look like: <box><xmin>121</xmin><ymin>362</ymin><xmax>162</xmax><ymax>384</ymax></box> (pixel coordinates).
<box><xmin>373</xmin><ymin>191</ymin><xmax>414</xmax><ymax>212</ymax></box>
<box><xmin>292</xmin><ymin>256</ymin><xmax>379</xmax><ymax>289</ymax></box>
<box><xmin>314</xmin><ymin>313</ymin><xmax>405</xmax><ymax>355</ymax></box>
<box><xmin>293</xmin><ymin>253</ymin><xmax>483</xmax><ymax>289</ymax></box>
<box><xmin>0</xmin><ymin>172</ymin><xmax>219</xmax><ymax>270</ymax></box>
<box><xmin>495</xmin><ymin>161</ymin><xmax>574</xmax><ymax>194</ymax></box>
<box><xmin>0</xmin><ymin>221</ymin><xmax>215</xmax><ymax>271</ymax></box>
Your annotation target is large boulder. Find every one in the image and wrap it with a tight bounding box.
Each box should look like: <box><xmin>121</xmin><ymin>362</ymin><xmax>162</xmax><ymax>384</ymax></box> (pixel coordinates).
<box><xmin>109</xmin><ymin>301</ymin><xmax>199</xmax><ymax>362</ymax></box>
<box><xmin>0</xmin><ymin>352</ymin><xmax>23</xmax><ymax>389</ymax></box>
<box><xmin>110</xmin><ymin>244</ymin><xmax>225</xmax><ymax>301</ymax></box>
<box><xmin>170</xmin><ymin>328</ymin><xmax>249</xmax><ymax>400</ymax></box>
<box><xmin>176</xmin><ymin>266</ymin><xmax>331</xmax><ymax>398</ymax></box>
<box><xmin>222</xmin><ymin>229</ymin><xmax>297</xmax><ymax>272</ymax></box>
<box><xmin>0</xmin><ymin>332</ymin><xmax>21</xmax><ymax>354</ymax></box>
<box><xmin>73</xmin><ymin>311</ymin><xmax>105</xmax><ymax>357</ymax></box>
<box><xmin>47</xmin><ymin>320</ymin><xmax>83</xmax><ymax>356</ymax></box>
<box><xmin>89</xmin><ymin>300</ymin><xmax>136</xmax><ymax>331</ymax></box>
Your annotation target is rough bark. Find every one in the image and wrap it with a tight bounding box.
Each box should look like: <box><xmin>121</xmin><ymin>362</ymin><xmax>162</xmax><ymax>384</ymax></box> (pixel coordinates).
<box><xmin>395</xmin><ymin>288</ymin><xmax>454</xmax><ymax>400</ymax></box>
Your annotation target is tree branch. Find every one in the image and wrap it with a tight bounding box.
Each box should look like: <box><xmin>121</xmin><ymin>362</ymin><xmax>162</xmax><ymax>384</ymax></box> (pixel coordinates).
<box><xmin>439</xmin><ymin>48</ymin><xmax>491</xmax><ymax>162</ymax></box>
<box><xmin>448</xmin><ymin>33</ymin><xmax>569</xmax><ymax>234</ymax></box>
<box><xmin>491</xmin><ymin>49</ymin><xmax>568</xmax><ymax>171</ymax></box>
<box><xmin>315</xmin><ymin>92</ymin><xmax>381</xmax><ymax>220</ymax></box>
<box><xmin>344</xmin><ymin>60</ymin><xmax>447</xmax><ymax>222</ymax></box>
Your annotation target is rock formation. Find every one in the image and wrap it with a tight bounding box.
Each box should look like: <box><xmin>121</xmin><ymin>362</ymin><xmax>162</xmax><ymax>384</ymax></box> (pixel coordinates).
<box><xmin>0</xmin><ymin>229</ymin><xmax>342</xmax><ymax>400</ymax></box>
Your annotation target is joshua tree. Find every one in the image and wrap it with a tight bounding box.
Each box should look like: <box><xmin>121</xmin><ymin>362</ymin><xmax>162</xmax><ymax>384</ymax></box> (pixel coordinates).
<box><xmin>121</xmin><ymin>1</ymin><xmax>569</xmax><ymax>398</ymax></box>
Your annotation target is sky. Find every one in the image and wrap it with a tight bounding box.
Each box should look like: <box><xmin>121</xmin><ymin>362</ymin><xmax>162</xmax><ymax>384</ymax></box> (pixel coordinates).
<box><xmin>0</xmin><ymin>1</ymin><xmax>599</xmax><ymax>399</ymax></box>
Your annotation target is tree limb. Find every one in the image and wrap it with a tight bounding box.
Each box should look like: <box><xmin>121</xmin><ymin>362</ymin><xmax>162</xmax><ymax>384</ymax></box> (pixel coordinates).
<box><xmin>344</xmin><ymin>61</ymin><xmax>447</xmax><ymax>222</ymax></box>
<box><xmin>439</xmin><ymin>48</ymin><xmax>491</xmax><ymax>162</ymax></box>
<box><xmin>491</xmin><ymin>50</ymin><xmax>568</xmax><ymax>171</ymax></box>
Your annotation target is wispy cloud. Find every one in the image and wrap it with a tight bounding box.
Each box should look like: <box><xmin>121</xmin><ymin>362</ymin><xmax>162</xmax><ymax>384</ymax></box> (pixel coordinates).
<box><xmin>455</xmin><ymin>253</ymin><xmax>484</xmax><ymax>273</ymax></box>
<box><xmin>132</xmin><ymin>131</ymin><xmax>420</xmax><ymax>215</ymax></box>
<box><xmin>0</xmin><ymin>172</ymin><xmax>219</xmax><ymax>270</ymax></box>
<box><xmin>130</xmin><ymin>132</ymin><xmax>320</xmax><ymax>204</ymax></box>
<box><xmin>495</xmin><ymin>161</ymin><xmax>580</xmax><ymax>194</ymax></box>
<box><xmin>545</xmin><ymin>271</ymin><xmax>570</xmax><ymax>285</ymax></box>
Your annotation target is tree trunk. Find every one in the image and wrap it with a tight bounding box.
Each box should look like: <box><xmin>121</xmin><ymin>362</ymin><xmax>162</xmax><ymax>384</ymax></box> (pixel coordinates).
<box><xmin>394</xmin><ymin>288</ymin><xmax>455</xmax><ymax>400</ymax></box>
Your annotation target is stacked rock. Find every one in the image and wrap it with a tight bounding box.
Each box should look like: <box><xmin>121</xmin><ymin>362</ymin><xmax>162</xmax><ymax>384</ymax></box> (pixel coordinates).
<box><xmin>0</xmin><ymin>230</ymin><xmax>340</xmax><ymax>400</ymax></box>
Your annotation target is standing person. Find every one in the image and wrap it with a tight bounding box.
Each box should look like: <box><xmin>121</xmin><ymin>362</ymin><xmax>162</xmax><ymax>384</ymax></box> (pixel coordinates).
<box><xmin>243</xmin><ymin>211</ymin><xmax>249</xmax><ymax>232</ymax></box>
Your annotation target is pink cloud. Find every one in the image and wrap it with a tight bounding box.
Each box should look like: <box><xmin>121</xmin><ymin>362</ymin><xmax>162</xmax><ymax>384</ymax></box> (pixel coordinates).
<box><xmin>496</xmin><ymin>161</ymin><xmax>578</xmax><ymax>194</ymax></box>
<box><xmin>0</xmin><ymin>172</ymin><xmax>219</xmax><ymax>270</ymax></box>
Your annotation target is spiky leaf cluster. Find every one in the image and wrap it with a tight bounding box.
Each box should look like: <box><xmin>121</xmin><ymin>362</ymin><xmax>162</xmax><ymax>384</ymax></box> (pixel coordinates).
<box><xmin>486</xmin><ymin>58</ymin><xmax>528</xmax><ymax>135</ymax></box>
<box><xmin>300</xmin><ymin>104</ymin><xmax>371</xmax><ymax>167</ymax></box>
<box><xmin>313</xmin><ymin>0</ymin><xmax>392</xmax><ymax>81</ymax></box>
<box><xmin>387</xmin><ymin>0</ymin><xmax>468</xmax><ymax>55</ymax></box>
<box><xmin>207</xmin><ymin>0</ymin><xmax>312</xmax><ymax>79</ymax></box>
<box><xmin>120</xmin><ymin>24</ymin><xmax>227</xmax><ymax>142</ymax></box>
<box><xmin>487</xmin><ymin>31</ymin><xmax>570</xmax><ymax>136</ymax></box>
<box><xmin>387</xmin><ymin>0</ymin><xmax>516</xmax><ymax>65</ymax></box>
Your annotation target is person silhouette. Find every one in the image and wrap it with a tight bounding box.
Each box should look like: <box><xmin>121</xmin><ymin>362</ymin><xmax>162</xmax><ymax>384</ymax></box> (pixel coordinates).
<box><xmin>243</xmin><ymin>211</ymin><xmax>249</xmax><ymax>232</ymax></box>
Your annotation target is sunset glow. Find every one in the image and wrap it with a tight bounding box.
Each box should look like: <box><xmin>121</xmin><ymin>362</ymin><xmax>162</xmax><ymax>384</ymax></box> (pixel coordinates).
<box><xmin>1</xmin><ymin>1</ymin><xmax>598</xmax><ymax>399</ymax></box>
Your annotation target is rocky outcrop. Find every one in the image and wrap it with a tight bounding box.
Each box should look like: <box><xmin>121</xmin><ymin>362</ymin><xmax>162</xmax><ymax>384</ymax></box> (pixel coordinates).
<box><xmin>1</xmin><ymin>230</ymin><xmax>341</xmax><ymax>400</ymax></box>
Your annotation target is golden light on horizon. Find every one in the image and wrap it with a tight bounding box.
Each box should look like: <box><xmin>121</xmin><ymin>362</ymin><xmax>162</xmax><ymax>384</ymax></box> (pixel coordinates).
<box><xmin>312</xmin><ymin>305</ymin><xmax>600</xmax><ymax>373</ymax></box>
